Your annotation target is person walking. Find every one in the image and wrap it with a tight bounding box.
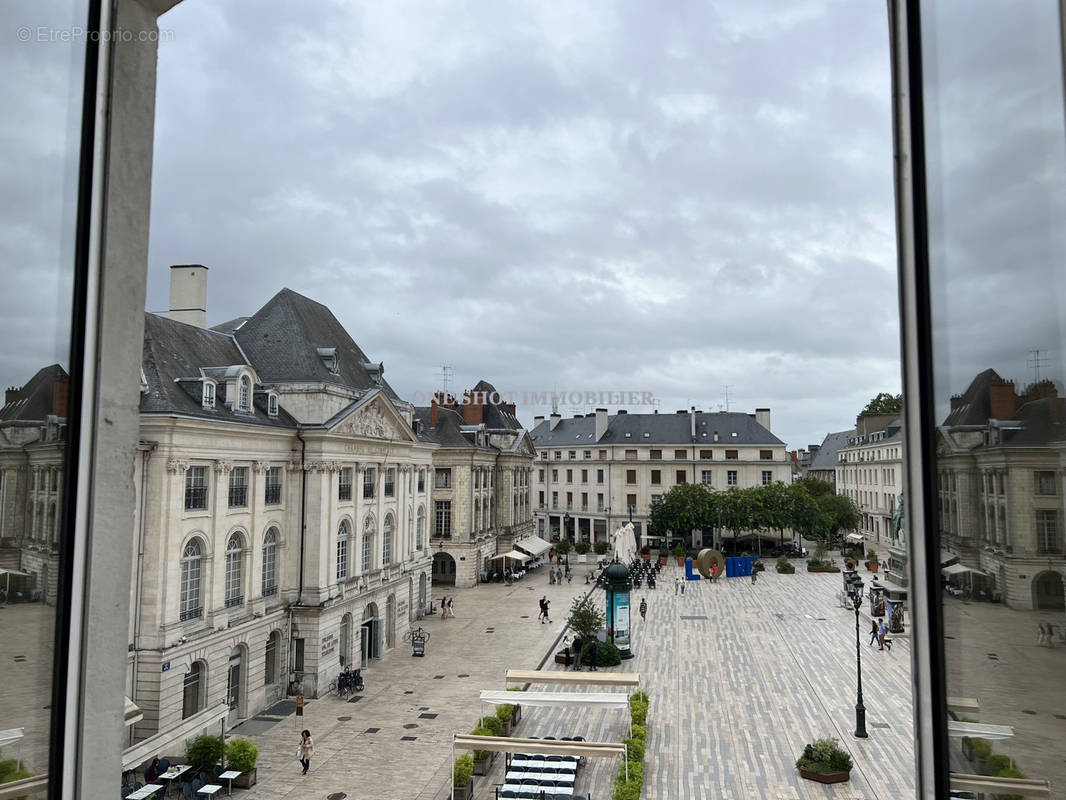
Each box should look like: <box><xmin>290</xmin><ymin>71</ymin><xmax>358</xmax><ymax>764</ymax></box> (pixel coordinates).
<box><xmin>299</xmin><ymin>729</ymin><xmax>314</xmax><ymax>775</ymax></box>
<box><xmin>680</xmin><ymin>576</ymin><xmax>686</xmax><ymax>595</ymax></box>
<box><xmin>639</xmin><ymin>597</ymin><xmax>647</xmax><ymax>621</ymax></box>
<box><xmin>869</xmin><ymin>617</ymin><xmax>880</xmax><ymax>647</ymax></box>
<box><xmin>440</xmin><ymin>597</ymin><xmax>448</xmax><ymax>620</ymax></box>
<box><xmin>877</xmin><ymin>618</ymin><xmax>888</xmax><ymax>651</ymax></box>
<box><xmin>539</xmin><ymin>595</ymin><xmax>552</xmax><ymax>623</ymax></box>
<box><xmin>750</xmin><ymin>566</ymin><xmax>758</xmax><ymax>585</ymax></box>
<box><xmin>583</xmin><ymin>637</ymin><xmax>598</xmax><ymax>671</ymax></box>
<box><xmin>674</xmin><ymin>576</ymin><xmax>680</xmax><ymax>595</ymax></box>
<box><xmin>446</xmin><ymin>597</ymin><xmax>455</xmax><ymax>618</ymax></box>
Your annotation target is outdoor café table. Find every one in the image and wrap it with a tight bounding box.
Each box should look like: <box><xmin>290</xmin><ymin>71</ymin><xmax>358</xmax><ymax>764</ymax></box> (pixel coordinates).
<box><xmin>196</xmin><ymin>785</ymin><xmax>223</xmax><ymax>796</ymax></box>
<box><xmin>217</xmin><ymin>770</ymin><xmax>242</xmax><ymax>795</ymax></box>
<box><xmin>506</xmin><ymin>771</ymin><xmax>575</xmax><ymax>785</ymax></box>
<box><xmin>126</xmin><ymin>784</ymin><xmax>164</xmax><ymax>799</ymax></box>
<box><xmin>510</xmin><ymin>757</ymin><xmax>577</xmax><ymax>770</ymax></box>
<box><xmin>502</xmin><ymin>784</ymin><xmax>573</xmax><ymax>796</ymax></box>
<box><xmin>158</xmin><ymin>765</ymin><xmax>190</xmax><ymax>794</ymax></box>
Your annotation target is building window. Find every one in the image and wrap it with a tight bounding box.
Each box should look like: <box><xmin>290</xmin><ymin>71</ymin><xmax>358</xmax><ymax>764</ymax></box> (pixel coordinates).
<box><xmin>363</xmin><ymin>468</ymin><xmax>376</xmax><ymax>498</ymax></box>
<box><xmin>265</xmin><ymin>466</ymin><xmax>282</xmax><ymax>505</ymax></box>
<box><xmin>182</xmin><ymin>662</ymin><xmax>204</xmax><ymax>719</ymax></box>
<box><xmin>727</xmin><ymin>470</ymin><xmax>738</xmax><ymax>486</ymax></box>
<box><xmin>651</xmin><ymin>470</ymin><xmax>661</xmax><ymax>485</ymax></box>
<box><xmin>539</xmin><ymin>468</ymin><xmax>545</xmax><ymax>482</ymax></box>
<box><xmin>597</xmin><ymin>493</ymin><xmax>604</xmax><ymax>511</ymax></box>
<box><xmin>417</xmin><ymin>469</ymin><xmax>426</xmax><ymax>492</ymax></box>
<box><xmin>566</xmin><ymin>491</ymin><xmax>573</xmax><ymax>509</ymax></box>
<box><xmin>267</xmin><ymin>393</ymin><xmax>278</xmax><ymax>416</ymax></box>
<box><xmin>552</xmin><ymin>469</ymin><xmax>559</xmax><ymax>481</ymax></box>
<box><xmin>202</xmin><ymin>381</ymin><xmax>215</xmax><ymax>408</ymax></box>
<box><xmin>551</xmin><ymin>491</ymin><xmax>558</xmax><ymax>509</ymax></box>
<box><xmin>184</xmin><ymin>466</ymin><xmax>208</xmax><ymax>511</ymax></box>
<box><xmin>581</xmin><ymin>492</ymin><xmax>588</xmax><ymax>511</ymax></box>
<box><xmin>626</xmin><ymin>493</ymin><xmax>637</xmax><ymax>509</ymax></box>
<box><xmin>625</xmin><ymin>449</ymin><xmax>637</xmax><ymax>459</ymax></box>
<box><xmin>416</xmin><ymin>507</ymin><xmax>425</xmax><ymax>549</ymax></box>
<box><xmin>434</xmin><ymin>468</ymin><xmax>451</xmax><ymax>489</ymax></box>
<box><xmin>651</xmin><ymin>494</ymin><xmax>662</xmax><ymax>504</ymax></box>
<box><xmin>626</xmin><ymin>469</ymin><xmax>637</xmax><ymax>484</ymax></box>
<box><xmin>1035</xmin><ymin>471</ymin><xmax>1057</xmax><ymax>496</ymax></box>
<box><xmin>228</xmin><ymin>467</ymin><xmax>248</xmax><ymax>508</ymax></box>
<box><xmin>238</xmin><ymin>375</ymin><xmax>251</xmax><ymax>411</ymax></box>
<box><xmin>435</xmin><ymin>501</ymin><xmax>452</xmax><ymax>538</ymax></box>
<box><xmin>597</xmin><ymin>469</ymin><xmax>604</xmax><ymax>483</ymax></box>
<box><xmin>384</xmin><ymin>468</ymin><xmax>395</xmax><ymax>497</ymax></box>
<box><xmin>762</xmin><ymin>470</ymin><xmax>773</xmax><ymax>486</ymax></box>
<box><xmin>701</xmin><ymin>470</ymin><xmax>712</xmax><ymax>485</ymax></box>
<box><xmin>337</xmin><ymin>520</ymin><xmax>350</xmax><ymax>580</ymax></box>
<box><xmin>569</xmin><ymin>451</ymin><xmax>576</xmax><ymax>459</ymax></box>
<box><xmin>538</xmin><ymin>490</ymin><xmax>545</xmax><ymax>506</ymax></box>
<box><xmin>1036</xmin><ymin>509</ymin><xmax>1061</xmax><ymax>554</ymax></box>
<box><xmin>339</xmin><ymin>467</ymin><xmax>353</xmax><ymax>501</ymax></box>
<box><xmin>725</xmin><ymin>450</ymin><xmax>739</xmax><ymax>460</ymax></box>
<box><xmin>700</xmin><ymin>449</ymin><xmax>713</xmax><ymax>459</ymax></box>
<box><xmin>225</xmin><ymin>533</ymin><xmax>244</xmax><ymax>608</ymax></box>
<box><xmin>555</xmin><ymin>451</ymin><xmax>561</xmax><ymax>459</ymax></box>
<box><xmin>262</xmin><ymin>528</ymin><xmax>278</xmax><ymax>597</ymax></box>
<box><xmin>676</xmin><ymin>470</ymin><xmax>686</xmax><ymax>484</ymax></box>
<box><xmin>362</xmin><ymin>528</ymin><xmax>373</xmax><ymax>572</ymax></box>
<box><xmin>382</xmin><ymin>515</ymin><xmax>393</xmax><ymax>565</ymax></box>
<box><xmin>580</xmin><ymin>468</ymin><xmax>588</xmax><ymax>483</ymax></box>
<box><xmin>674</xmin><ymin>449</ymin><xmax>686</xmax><ymax>459</ymax></box>
<box><xmin>650</xmin><ymin>449</ymin><xmax>662</xmax><ymax>460</ymax></box>
<box><xmin>583</xmin><ymin>450</ymin><xmax>591</xmax><ymax>459</ymax></box>
<box><xmin>566</xmin><ymin>469</ymin><xmax>573</xmax><ymax>482</ymax></box>
<box><xmin>599</xmin><ymin>450</ymin><xmax>607</xmax><ymax>459</ymax></box>
<box><xmin>265</xmin><ymin>632</ymin><xmax>279</xmax><ymax>685</ymax></box>
<box><xmin>180</xmin><ymin>538</ymin><xmax>204</xmax><ymax>620</ymax></box>
<box><xmin>760</xmin><ymin>450</ymin><xmax>773</xmax><ymax>460</ymax></box>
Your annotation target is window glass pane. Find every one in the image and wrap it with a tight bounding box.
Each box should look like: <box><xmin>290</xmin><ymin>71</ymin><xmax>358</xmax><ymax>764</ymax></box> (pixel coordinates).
<box><xmin>0</xmin><ymin>2</ymin><xmax>88</xmax><ymax>783</ymax></box>
<box><xmin>921</xmin><ymin>2</ymin><xmax>1066</xmax><ymax>790</ymax></box>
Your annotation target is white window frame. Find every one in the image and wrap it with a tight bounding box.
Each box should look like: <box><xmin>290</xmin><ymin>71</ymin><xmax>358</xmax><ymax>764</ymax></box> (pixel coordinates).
<box><xmin>225</xmin><ymin>533</ymin><xmax>244</xmax><ymax>608</ymax></box>
<box><xmin>202</xmin><ymin>380</ymin><xmax>216</xmax><ymax>408</ymax></box>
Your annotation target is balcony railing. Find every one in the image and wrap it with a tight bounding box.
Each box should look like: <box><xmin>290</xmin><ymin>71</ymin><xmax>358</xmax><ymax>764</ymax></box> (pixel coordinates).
<box><xmin>180</xmin><ymin>606</ymin><xmax>203</xmax><ymax>621</ymax></box>
<box><xmin>225</xmin><ymin>595</ymin><xmax>243</xmax><ymax>609</ymax></box>
<box><xmin>264</xmin><ymin>485</ymin><xmax>282</xmax><ymax>505</ymax></box>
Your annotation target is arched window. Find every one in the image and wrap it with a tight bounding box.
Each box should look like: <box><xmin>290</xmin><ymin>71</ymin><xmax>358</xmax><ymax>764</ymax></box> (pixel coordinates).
<box><xmin>182</xmin><ymin>661</ymin><xmax>204</xmax><ymax>719</ymax></box>
<box><xmin>265</xmin><ymin>631</ymin><xmax>280</xmax><ymax>685</ymax></box>
<box><xmin>362</xmin><ymin>517</ymin><xmax>374</xmax><ymax>573</ymax></box>
<box><xmin>337</xmin><ymin>520</ymin><xmax>350</xmax><ymax>581</ymax></box>
<box><xmin>416</xmin><ymin>507</ymin><xmax>425</xmax><ymax>550</ymax></box>
<box><xmin>225</xmin><ymin>533</ymin><xmax>244</xmax><ymax>608</ymax></box>
<box><xmin>238</xmin><ymin>375</ymin><xmax>251</xmax><ymax>411</ymax></box>
<box><xmin>180</xmin><ymin>538</ymin><xmax>204</xmax><ymax>620</ymax></box>
<box><xmin>262</xmin><ymin>528</ymin><xmax>278</xmax><ymax>597</ymax></box>
<box><xmin>382</xmin><ymin>515</ymin><xmax>393</xmax><ymax>566</ymax></box>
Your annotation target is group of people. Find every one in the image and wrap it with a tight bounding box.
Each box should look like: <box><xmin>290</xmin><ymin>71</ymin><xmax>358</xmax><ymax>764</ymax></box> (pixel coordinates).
<box><xmin>538</xmin><ymin>595</ymin><xmax>552</xmax><ymax>623</ymax></box>
<box><xmin>562</xmin><ymin>633</ymin><xmax>599</xmax><ymax>671</ymax></box>
<box><xmin>548</xmin><ymin>565</ymin><xmax>571</xmax><ymax>584</ymax></box>
<box><xmin>1037</xmin><ymin>621</ymin><xmax>1058</xmax><ymax>646</ymax></box>
<box><xmin>438</xmin><ymin>597</ymin><xmax>455</xmax><ymax>618</ymax></box>
<box><xmin>869</xmin><ymin>617</ymin><xmax>891</xmax><ymax>651</ymax></box>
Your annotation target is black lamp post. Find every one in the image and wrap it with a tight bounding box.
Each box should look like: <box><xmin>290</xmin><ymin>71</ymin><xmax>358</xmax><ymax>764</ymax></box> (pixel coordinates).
<box><xmin>845</xmin><ymin>572</ymin><xmax>868</xmax><ymax>738</ymax></box>
<box><xmin>562</xmin><ymin>512</ymin><xmax>571</xmax><ymax>569</ymax></box>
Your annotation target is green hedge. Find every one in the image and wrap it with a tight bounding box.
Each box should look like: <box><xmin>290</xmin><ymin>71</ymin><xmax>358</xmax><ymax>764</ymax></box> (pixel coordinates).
<box><xmin>223</xmin><ymin>738</ymin><xmax>258</xmax><ymax>772</ymax></box>
<box><xmin>477</xmin><ymin>715</ymin><xmax>503</xmax><ymax>736</ymax></box>
<box><xmin>453</xmin><ymin>754</ymin><xmax>473</xmax><ymax>787</ymax></box>
<box><xmin>186</xmin><ymin>735</ymin><xmax>224</xmax><ymax>771</ymax></box>
<box><xmin>612</xmin><ymin>693</ymin><xmax>649</xmax><ymax>800</ymax></box>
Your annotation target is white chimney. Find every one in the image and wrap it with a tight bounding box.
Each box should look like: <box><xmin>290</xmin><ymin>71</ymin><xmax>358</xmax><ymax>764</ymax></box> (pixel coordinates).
<box><xmin>755</xmin><ymin>407</ymin><xmax>771</xmax><ymax>432</ymax></box>
<box><xmin>169</xmin><ymin>264</ymin><xmax>208</xmax><ymax>328</ymax></box>
<box><xmin>595</xmin><ymin>408</ymin><xmax>608</xmax><ymax>441</ymax></box>
<box><xmin>549</xmin><ymin>412</ymin><xmax>561</xmax><ymax>431</ymax></box>
<box><xmin>690</xmin><ymin>406</ymin><xmax>696</xmax><ymax>438</ymax></box>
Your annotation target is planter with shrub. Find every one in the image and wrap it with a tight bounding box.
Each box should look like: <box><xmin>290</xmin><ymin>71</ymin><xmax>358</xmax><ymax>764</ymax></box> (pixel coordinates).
<box><xmin>640</xmin><ymin>545</ymin><xmax>651</xmax><ymax>561</ymax></box>
<box><xmin>611</xmin><ymin>693</ymin><xmax>648</xmax><ymax>800</ymax></box>
<box><xmin>674</xmin><ymin>543</ymin><xmax>686</xmax><ymax>565</ymax></box>
<box><xmin>186</xmin><ymin>734</ymin><xmax>224</xmax><ymax>773</ymax></box>
<box><xmin>224</xmin><ymin>738</ymin><xmax>259</xmax><ymax>788</ymax></box>
<box><xmin>796</xmin><ymin>738</ymin><xmax>853</xmax><ymax>784</ymax></box>
<box><xmin>470</xmin><ymin>726</ymin><xmax>496</xmax><ymax>775</ymax></box>
<box><xmin>865</xmin><ymin>549</ymin><xmax>879</xmax><ymax>573</ymax></box>
<box><xmin>506</xmin><ymin>686</ymin><xmax>523</xmax><ymax>725</ymax></box>
<box><xmin>574</xmin><ymin>540</ymin><xmax>591</xmax><ymax>555</ymax></box>
<box><xmin>806</xmin><ymin>559</ymin><xmax>841</xmax><ymax>573</ymax></box>
<box><xmin>495</xmin><ymin>703</ymin><xmax>516</xmax><ymax>736</ymax></box>
<box><xmin>776</xmin><ymin>556</ymin><xmax>795</xmax><ymax>574</ymax></box>
<box><xmin>594</xmin><ymin>539</ymin><xmax>610</xmax><ymax>556</ymax></box>
<box><xmin>452</xmin><ymin>754</ymin><xmax>474</xmax><ymax>800</ymax></box>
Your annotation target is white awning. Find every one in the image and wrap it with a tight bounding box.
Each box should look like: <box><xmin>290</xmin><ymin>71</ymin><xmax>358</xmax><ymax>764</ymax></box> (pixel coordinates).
<box><xmin>0</xmin><ymin>728</ymin><xmax>24</xmax><ymax>748</ymax></box>
<box><xmin>452</xmin><ymin>734</ymin><xmax>626</xmax><ymax>759</ymax></box>
<box><xmin>488</xmin><ymin>550</ymin><xmax>530</xmax><ymax>564</ymax></box>
<box><xmin>479</xmin><ymin>690</ymin><xmax>630</xmax><ymax>711</ymax></box>
<box><xmin>947</xmin><ymin>720</ymin><xmax>1014</xmax><ymax>741</ymax></box>
<box><xmin>942</xmin><ymin>563</ymin><xmax>988</xmax><ymax>577</ymax></box>
<box><xmin>845</xmin><ymin>533</ymin><xmax>866</xmax><ymax>543</ymax></box>
<box><xmin>121</xmin><ymin>703</ymin><xmax>228</xmax><ymax>770</ymax></box>
<box><xmin>516</xmin><ymin>536</ymin><xmax>551</xmax><ymax>558</ymax></box>
<box><xmin>505</xmin><ymin>669</ymin><xmax>641</xmax><ymax>688</ymax></box>
<box><xmin>941</xmin><ymin>549</ymin><xmax>960</xmax><ymax>566</ymax></box>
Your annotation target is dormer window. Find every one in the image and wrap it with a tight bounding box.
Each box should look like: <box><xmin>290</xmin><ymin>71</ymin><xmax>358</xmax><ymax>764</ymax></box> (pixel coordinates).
<box><xmin>238</xmin><ymin>375</ymin><xmax>251</xmax><ymax>411</ymax></box>
<box><xmin>267</xmin><ymin>393</ymin><xmax>278</xmax><ymax>417</ymax></box>
<box><xmin>317</xmin><ymin>347</ymin><xmax>340</xmax><ymax>375</ymax></box>
<box><xmin>202</xmin><ymin>381</ymin><xmax>216</xmax><ymax>408</ymax></box>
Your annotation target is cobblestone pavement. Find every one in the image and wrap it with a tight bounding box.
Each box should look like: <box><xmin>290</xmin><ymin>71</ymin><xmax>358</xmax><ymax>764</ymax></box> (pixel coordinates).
<box><xmin>0</xmin><ymin>602</ymin><xmax>56</xmax><ymax>778</ymax></box>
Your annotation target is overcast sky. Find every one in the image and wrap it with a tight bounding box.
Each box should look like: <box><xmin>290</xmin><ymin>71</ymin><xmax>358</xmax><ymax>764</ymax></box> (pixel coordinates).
<box><xmin>11</xmin><ymin>2</ymin><xmax>1063</xmax><ymax>453</ymax></box>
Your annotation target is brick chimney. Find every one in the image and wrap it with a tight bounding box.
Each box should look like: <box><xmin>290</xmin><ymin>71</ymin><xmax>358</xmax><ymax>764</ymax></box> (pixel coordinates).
<box><xmin>809</xmin><ymin>444</ymin><xmax>820</xmax><ymax>457</ymax></box>
<box><xmin>989</xmin><ymin>381</ymin><xmax>1017</xmax><ymax>420</ymax></box>
<box><xmin>52</xmin><ymin>374</ymin><xmax>69</xmax><ymax>417</ymax></box>
<box><xmin>168</xmin><ymin>264</ymin><xmax>208</xmax><ymax>328</ymax></box>
<box><xmin>463</xmin><ymin>390</ymin><xmax>484</xmax><ymax>425</ymax></box>
<box><xmin>755</xmin><ymin>407</ymin><xmax>771</xmax><ymax>432</ymax></box>
<box><xmin>503</xmin><ymin>403</ymin><xmax>517</xmax><ymax>417</ymax></box>
<box><xmin>430</xmin><ymin>398</ymin><xmax>440</xmax><ymax>426</ymax></box>
<box><xmin>949</xmin><ymin>394</ymin><xmax>964</xmax><ymax>411</ymax></box>
<box><xmin>5</xmin><ymin>386</ymin><xmax>19</xmax><ymax>405</ymax></box>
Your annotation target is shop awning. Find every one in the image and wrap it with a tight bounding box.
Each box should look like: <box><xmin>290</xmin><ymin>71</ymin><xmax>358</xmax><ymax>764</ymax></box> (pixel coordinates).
<box><xmin>488</xmin><ymin>550</ymin><xmax>530</xmax><ymax>564</ymax></box>
<box><xmin>452</xmin><ymin>734</ymin><xmax>626</xmax><ymax>759</ymax></box>
<box><xmin>505</xmin><ymin>669</ymin><xmax>641</xmax><ymax>688</ymax></box>
<box><xmin>947</xmin><ymin>720</ymin><xmax>1014</xmax><ymax>741</ymax></box>
<box><xmin>479</xmin><ymin>691</ymin><xmax>630</xmax><ymax>711</ymax></box>
<box><xmin>121</xmin><ymin>702</ymin><xmax>228</xmax><ymax>770</ymax></box>
<box><xmin>0</xmin><ymin>568</ymin><xmax>30</xmax><ymax>577</ymax></box>
<box><xmin>0</xmin><ymin>728</ymin><xmax>24</xmax><ymax>749</ymax></box>
<box><xmin>940</xmin><ymin>549</ymin><xmax>960</xmax><ymax>566</ymax></box>
<box><xmin>942</xmin><ymin>563</ymin><xmax>988</xmax><ymax>577</ymax></box>
<box><xmin>845</xmin><ymin>533</ymin><xmax>866</xmax><ymax>543</ymax></box>
<box><xmin>515</xmin><ymin>536</ymin><xmax>551</xmax><ymax>558</ymax></box>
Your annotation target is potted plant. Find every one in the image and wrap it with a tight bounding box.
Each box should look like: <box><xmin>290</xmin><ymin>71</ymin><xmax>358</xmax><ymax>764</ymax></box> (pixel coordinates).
<box><xmin>865</xmin><ymin>549</ymin><xmax>879</xmax><ymax>573</ymax></box>
<box><xmin>594</xmin><ymin>539</ymin><xmax>609</xmax><ymax>556</ymax></box>
<box><xmin>186</xmin><ymin>734</ymin><xmax>224</xmax><ymax>774</ymax></box>
<box><xmin>796</xmin><ymin>737</ymin><xmax>853</xmax><ymax>784</ymax></box>
<box><xmin>469</xmin><ymin>726</ymin><xmax>496</xmax><ymax>775</ymax></box>
<box><xmin>674</xmin><ymin>543</ymin><xmax>686</xmax><ymax>566</ymax></box>
<box><xmin>575</xmin><ymin>540</ymin><xmax>591</xmax><ymax>555</ymax></box>
<box><xmin>495</xmin><ymin>703</ymin><xmax>516</xmax><ymax>736</ymax></box>
<box><xmin>224</xmin><ymin>738</ymin><xmax>259</xmax><ymax>788</ymax></box>
<box><xmin>776</xmin><ymin>555</ymin><xmax>795</xmax><ymax>574</ymax></box>
<box><xmin>506</xmin><ymin>687</ymin><xmax>523</xmax><ymax>725</ymax></box>
<box><xmin>640</xmin><ymin>544</ymin><xmax>651</xmax><ymax>561</ymax></box>
<box><xmin>452</xmin><ymin>754</ymin><xmax>474</xmax><ymax>800</ymax></box>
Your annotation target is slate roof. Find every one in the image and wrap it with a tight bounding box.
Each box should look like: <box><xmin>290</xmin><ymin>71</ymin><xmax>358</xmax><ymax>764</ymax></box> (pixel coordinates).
<box><xmin>0</xmin><ymin>364</ymin><xmax>67</xmax><ymax>423</ymax></box>
<box><xmin>413</xmin><ymin>405</ymin><xmax>498</xmax><ymax>451</ymax></box>
<box><xmin>808</xmin><ymin>429</ymin><xmax>855</xmax><ymax>472</ymax></box>
<box><xmin>210</xmin><ymin>317</ymin><xmax>249</xmax><ymax>335</ymax></box>
<box><xmin>943</xmin><ymin>368</ymin><xmax>1002</xmax><ymax>427</ymax></box>
<box><xmin>470</xmin><ymin>379</ymin><xmax>523</xmax><ymax>430</ymax></box>
<box><xmin>529</xmin><ymin>411</ymin><xmax>784</xmax><ymax>447</ymax></box>
<box><xmin>140</xmin><ymin>313</ymin><xmax>294</xmax><ymax>427</ymax></box>
<box><xmin>235</xmin><ymin>289</ymin><xmax>399</xmax><ymax>400</ymax></box>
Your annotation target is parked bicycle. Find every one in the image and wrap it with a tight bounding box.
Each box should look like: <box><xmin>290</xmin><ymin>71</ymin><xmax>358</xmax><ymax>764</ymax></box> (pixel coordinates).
<box><xmin>330</xmin><ymin>666</ymin><xmax>365</xmax><ymax>697</ymax></box>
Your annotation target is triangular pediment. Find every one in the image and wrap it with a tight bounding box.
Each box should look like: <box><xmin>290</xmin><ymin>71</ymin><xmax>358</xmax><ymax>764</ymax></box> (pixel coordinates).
<box><xmin>515</xmin><ymin>431</ymin><xmax>537</xmax><ymax>457</ymax></box>
<box><xmin>328</xmin><ymin>392</ymin><xmax>419</xmax><ymax>443</ymax></box>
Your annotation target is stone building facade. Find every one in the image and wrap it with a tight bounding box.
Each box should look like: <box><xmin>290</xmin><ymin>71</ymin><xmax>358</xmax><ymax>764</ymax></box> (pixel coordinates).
<box><xmin>126</xmin><ymin>267</ymin><xmax>437</xmax><ymax>745</ymax></box>
<box><xmin>530</xmin><ymin>407</ymin><xmax>790</xmax><ymax>547</ymax></box>
<box><xmin>836</xmin><ymin>416</ymin><xmax>903</xmax><ymax>551</ymax></box>
<box><xmin>415</xmin><ymin>383</ymin><xmax>536</xmax><ymax>588</ymax></box>
<box><xmin>936</xmin><ymin>369</ymin><xmax>1066</xmax><ymax>611</ymax></box>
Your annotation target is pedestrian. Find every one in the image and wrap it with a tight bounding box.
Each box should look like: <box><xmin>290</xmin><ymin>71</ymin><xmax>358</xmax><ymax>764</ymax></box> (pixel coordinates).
<box><xmin>571</xmin><ymin>634</ymin><xmax>583</xmax><ymax>670</ymax></box>
<box><xmin>441</xmin><ymin>597</ymin><xmax>449</xmax><ymax>620</ymax></box>
<box><xmin>567</xmin><ymin>570</ymin><xmax>573</xmax><ymax>584</ymax></box>
<box><xmin>583</xmin><ymin>637</ymin><xmax>598</xmax><ymax>671</ymax></box>
<box><xmin>1038</xmin><ymin>622</ymin><xmax>1049</xmax><ymax>646</ymax></box>
<box><xmin>447</xmin><ymin>597</ymin><xmax>455</xmax><ymax>618</ymax></box>
<box><xmin>680</xmin><ymin>577</ymin><xmax>685</xmax><ymax>595</ymax></box>
<box><xmin>877</xmin><ymin>618</ymin><xmax>888</xmax><ymax>651</ymax></box>
<box><xmin>674</xmin><ymin>576</ymin><xmax>680</xmax><ymax>595</ymax></box>
<box><xmin>544</xmin><ymin>597</ymin><xmax>552</xmax><ymax>623</ymax></box>
<box><xmin>298</xmin><ymin>729</ymin><xmax>314</xmax><ymax>775</ymax></box>
<box><xmin>144</xmin><ymin>757</ymin><xmax>161</xmax><ymax>785</ymax></box>
<box><xmin>539</xmin><ymin>595</ymin><xmax>551</xmax><ymax>623</ymax></box>
<box><xmin>750</xmin><ymin>566</ymin><xmax>758</xmax><ymax>585</ymax></box>
<box><xmin>639</xmin><ymin>597</ymin><xmax>647</xmax><ymax>620</ymax></box>
<box><xmin>869</xmin><ymin>617</ymin><xmax>880</xmax><ymax>647</ymax></box>
<box><xmin>1048</xmin><ymin>622</ymin><xmax>1057</xmax><ymax>647</ymax></box>
<box><xmin>711</xmin><ymin>564</ymin><xmax>718</xmax><ymax>583</ymax></box>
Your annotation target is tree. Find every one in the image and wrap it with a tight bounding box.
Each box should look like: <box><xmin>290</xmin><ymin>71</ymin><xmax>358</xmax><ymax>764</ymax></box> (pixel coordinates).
<box><xmin>788</xmin><ymin>482</ymin><xmax>831</xmax><ymax>544</ymax></box>
<box><xmin>793</xmin><ymin>476</ymin><xmax>834</xmax><ymax>499</ymax></box>
<box><xmin>817</xmin><ymin>493</ymin><xmax>861</xmax><ymax>549</ymax></box>
<box><xmin>566</xmin><ymin>594</ymin><xmax>605</xmax><ymax>640</ymax></box>
<box><xmin>862</xmin><ymin>392</ymin><xmax>903</xmax><ymax>416</ymax></box>
<box><xmin>649</xmin><ymin>482</ymin><xmax>712</xmax><ymax>540</ymax></box>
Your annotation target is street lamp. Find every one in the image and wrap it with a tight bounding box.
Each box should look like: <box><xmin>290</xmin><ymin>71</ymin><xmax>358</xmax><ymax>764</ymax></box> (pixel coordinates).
<box><xmin>844</xmin><ymin>572</ymin><xmax>868</xmax><ymax>738</ymax></box>
<box><xmin>562</xmin><ymin>512</ymin><xmax>571</xmax><ymax>570</ymax></box>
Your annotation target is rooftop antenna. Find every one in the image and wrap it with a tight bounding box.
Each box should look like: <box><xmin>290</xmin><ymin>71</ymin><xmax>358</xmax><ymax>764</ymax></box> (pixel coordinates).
<box><xmin>439</xmin><ymin>365</ymin><xmax>453</xmax><ymax>399</ymax></box>
<box><xmin>723</xmin><ymin>385</ymin><xmax>732</xmax><ymax>412</ymax></box>
<box><xmin>1027</xmin><ymin>349</ymin><xmax>1050</xmax><ymax>383</ymax></box>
